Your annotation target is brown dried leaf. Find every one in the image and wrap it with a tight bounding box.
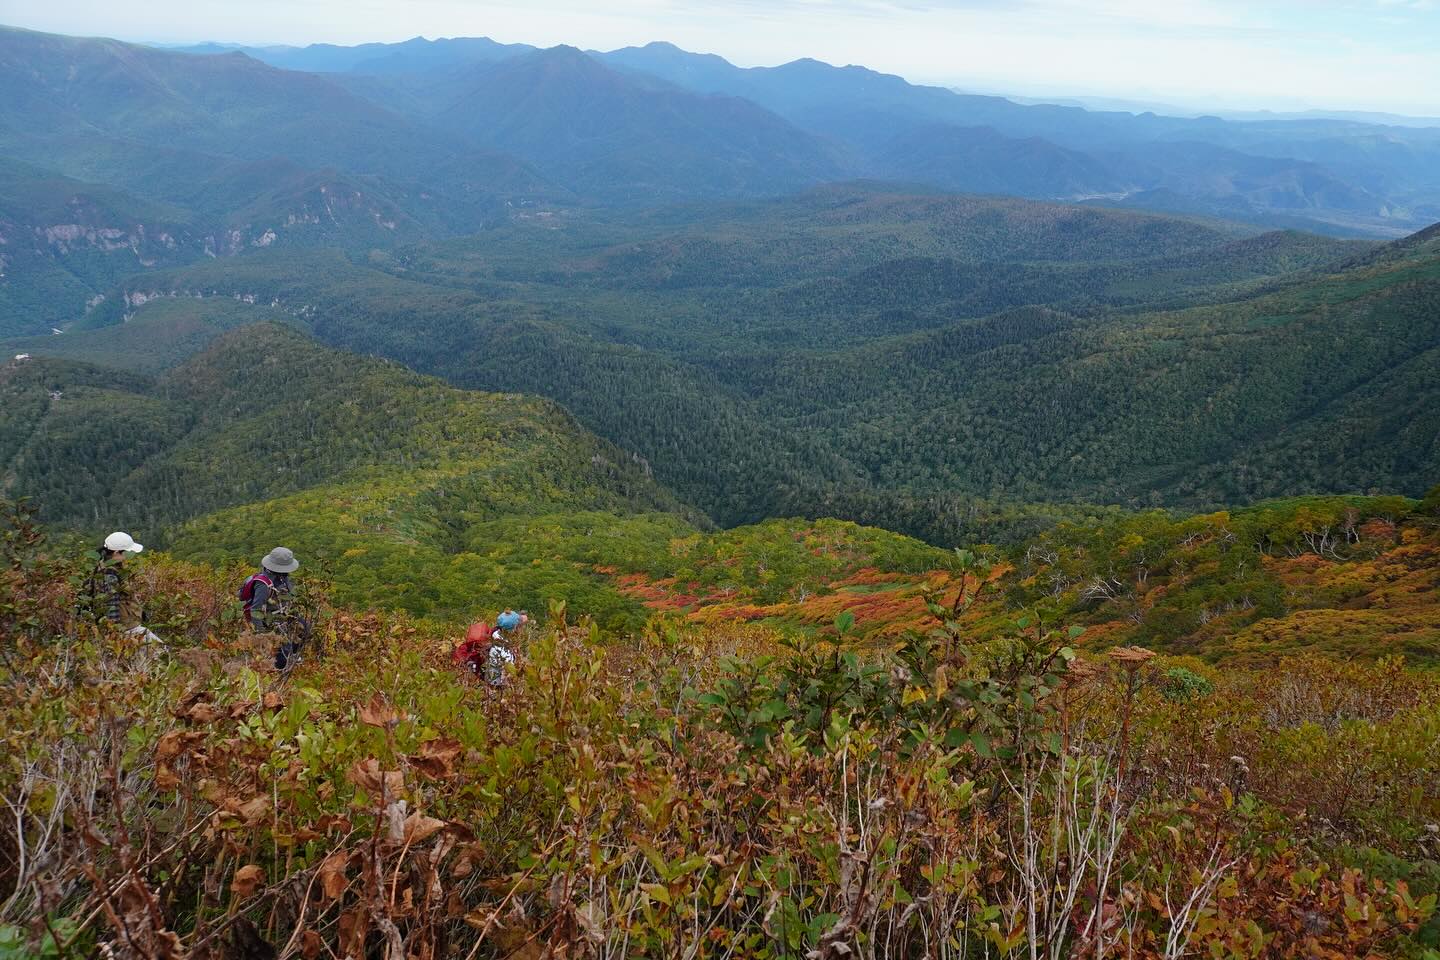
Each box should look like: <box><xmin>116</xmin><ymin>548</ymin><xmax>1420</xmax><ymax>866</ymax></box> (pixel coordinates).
<box><xmin>547</xmin><ymin>872</ymin><xmax>567</xmax><ymax>910</ymax></box>
<box><xmin>174</xmin><ymin>687</ymin><xmax>209</xmax><ymax>712</ymax></box>
<box><xmin>318</xmin><ymin>851</ymin><xmax>349</xmax><ymax>901</ymax></box>
<box><xmin>409</xmin><ymin>737</ymin><xmax>462</xmax><ymax>779</ymax></box>
<box><xmin>237</xmin><ymin>795</ymin><xmax>270</xmax><ymax>826</ymax></box>
<box><xmin>262</xmin><ymin>691</ymin><xmax>285</xmax><ymax>710</ymax></box>
<box><xmin>347</xmin><ymin>758</ymin><xmax>404</xmax><ymax>801</ymax></box>
<box><xmin>338</xmin><ymin>908</ymin><xmax>367</xmax><ymax>957</ymax></box>
<box><xmin>404</xmin><ymin>813</ymin><xmax>447</xmax><ymax>846</ymax></box>
<box><xmin>386</xmin><ymin>800</ymin><xmax>408</xmax><ymax>845</ymax></box>
<box><xmin>155</xmin><ymin>762</ymin><xmax>180</xmax><ymax>790</ymax></box>
<box><xmin>231</xmin><ymin>864</ymin><xmax>265</xmax><ymax>898</ymax></box>
<box><xmin>358</xmin><ymin>693</ymin><xmax>402</xmax><ymax>728</ymax></box>
<box><xmin>156</xmin><ymin>730</ymin><xmax>186</xmax><ymax>760</ymax></box>
<box><xmin>227</xmin><ymin>700</ymin><xmax>256</xmax><ymax>720</ymax></box>
<box><xmin>494</xmin><ymin>917</ymin><xmax>544</xmax><ymax>960</ymax></box>
<box><xmin>300</xmin><ymin>929</ymin><xmax>323</xmax><ymax>960</ymax></box>
<box><xmin>185</xmin><ymin>702</ymin><xmax>223</xmax><ymax>724</ymax></box>
<box><xmin>464</xmin><ymin>907</ymin><xmax>499</xmax><ymax>932</ymax></box>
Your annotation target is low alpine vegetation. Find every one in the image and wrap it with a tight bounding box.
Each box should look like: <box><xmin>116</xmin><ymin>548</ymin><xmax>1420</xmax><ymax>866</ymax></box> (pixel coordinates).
<box><xmin>2</xmin><ymin>500</ymin><xmax>1438</xmax><ymax>958</ymax></box>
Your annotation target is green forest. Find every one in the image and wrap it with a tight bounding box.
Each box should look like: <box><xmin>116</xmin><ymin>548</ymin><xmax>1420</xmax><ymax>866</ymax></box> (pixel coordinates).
<box><xmin>4</xmin><ymin>325</ymin><xmax>1437</xmax><ymax>662</ymax></box>
<box><xmin>12</xmin><ymin>189</ymin><xmax>1434</xmax><ymax>544</ymax></box>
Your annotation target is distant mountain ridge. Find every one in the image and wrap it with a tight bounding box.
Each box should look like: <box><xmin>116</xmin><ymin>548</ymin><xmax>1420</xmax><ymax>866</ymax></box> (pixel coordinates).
<box><xmin>1</xmin><ymin>24</ymin><xmax>1434</xmax><ymax>239</ymax></box>
<box><xmin>436</xmin><ymin>46</ymin><xmax>843</xmax><ymax>200</ymax></box>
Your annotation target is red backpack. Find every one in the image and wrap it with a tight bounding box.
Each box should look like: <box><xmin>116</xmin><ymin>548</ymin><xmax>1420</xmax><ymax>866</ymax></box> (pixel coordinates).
<box><xmin>453</xmin><ymin>622</ymin><xmax>491</xmax><ymax>674</ymax></box>
<box><xmin>238</xmin><ymin>572</ymin><xmax>274</xmax><ymax>625</ymax></box>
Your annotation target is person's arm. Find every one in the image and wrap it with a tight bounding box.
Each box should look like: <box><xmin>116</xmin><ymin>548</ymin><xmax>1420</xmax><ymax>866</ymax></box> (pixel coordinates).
<box><xmin>100</xmin><ymin>568</ymin><xmax>123</xmax><ymax>624</ymax></box>
<box><xmin>250</xmin><ymin>578</ymin><xmax>272</xmax><ymax>629</ymax></box>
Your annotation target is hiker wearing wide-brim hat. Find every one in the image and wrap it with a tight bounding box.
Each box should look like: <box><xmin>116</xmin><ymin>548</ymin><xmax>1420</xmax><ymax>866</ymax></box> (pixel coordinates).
<box><xmin>239</xmin><ymin>547</ymin><xmax>310</xmax><ymax>670</ymax></box>
<box><xmin>262</xmin><ymin>547</ymin><xmax>300</xmax><ymax>574</ymax></box>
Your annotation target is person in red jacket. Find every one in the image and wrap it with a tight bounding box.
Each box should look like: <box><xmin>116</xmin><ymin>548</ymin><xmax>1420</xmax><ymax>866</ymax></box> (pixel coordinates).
<box><xmin>453</xmin><ymin>622</ymin><xmax>492</xmax><ymax>679</ymax></box>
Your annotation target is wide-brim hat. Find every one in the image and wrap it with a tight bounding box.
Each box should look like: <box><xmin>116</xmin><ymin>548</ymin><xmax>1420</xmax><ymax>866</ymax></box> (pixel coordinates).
<box><xmin>261</xmin><ymin>547</ymin><xmax>299</xmax><ymax>573</ymax></box>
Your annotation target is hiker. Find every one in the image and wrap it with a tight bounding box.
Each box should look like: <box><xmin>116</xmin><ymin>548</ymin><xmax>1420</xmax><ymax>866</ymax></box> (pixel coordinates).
<box><xmin>485</xmin><ymin>624</ymin><xmax>516</xmax><ymax>686</ymax></box>
<box><xmin>239</xmin><ymin>547</ymin><xmax>310</xmax><ymax>671</ymax></box>
<box><xmin>452</xmin><ymin>620</ymin><xmax>515</xmax><ymax>687</ymax></box>
<box><xmin>496</xmin><ymin>608</ymin><xmax>525</xmax><ymax>632</ymax></box>
<box><xmin>453</xmin><ymin>622</ymin><xmax>492</xmax><ymax>679</ymax></box>
<box><xmin>81</xmin><ymin>531</ymin><xmax>161</xmax><ymax>643</ymax></box>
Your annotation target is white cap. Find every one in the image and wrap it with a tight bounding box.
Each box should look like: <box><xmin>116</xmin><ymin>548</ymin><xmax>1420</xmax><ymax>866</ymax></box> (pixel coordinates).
<box><xmin>104</xmin><ymin>531</ymin><xmax>144</xmax><ymax>553</ymax></box>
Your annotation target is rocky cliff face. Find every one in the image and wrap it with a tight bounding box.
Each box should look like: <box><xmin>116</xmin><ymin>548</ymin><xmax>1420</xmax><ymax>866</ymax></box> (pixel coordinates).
<box><xmin>0</xmin><ymin>177</ymin><xmax>432</xmax><ymax>336</ymax></box>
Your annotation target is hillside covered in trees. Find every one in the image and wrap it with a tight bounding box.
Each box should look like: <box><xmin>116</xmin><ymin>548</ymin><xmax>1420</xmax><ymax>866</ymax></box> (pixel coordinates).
<box><xmin>24</xmin><ymin>189</ymin><xmax>1434</xmax><ymax>542</ymax></box>
<box><xmin>0</xmin><ymin>324</ymin><xmax>696</xmax><ymax>570</ymax></box>
<box><xmin>5</xmin><ymin>326</ymin><xmax>1436</xmax><ymax>658</ymax></box>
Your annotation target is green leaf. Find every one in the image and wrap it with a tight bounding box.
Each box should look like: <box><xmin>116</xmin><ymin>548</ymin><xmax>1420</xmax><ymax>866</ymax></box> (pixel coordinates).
<box><xmin>762</xmin><ymin>698</ymin><xmax>791</xmax><ymax>718</ymax></box>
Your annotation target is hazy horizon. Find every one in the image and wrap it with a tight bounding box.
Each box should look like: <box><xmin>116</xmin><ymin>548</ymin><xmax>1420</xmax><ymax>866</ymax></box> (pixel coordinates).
<box><xmin>2</xmin><ymin>0</ymin><xmax>1439</xmax><ymax>117</ymax></box>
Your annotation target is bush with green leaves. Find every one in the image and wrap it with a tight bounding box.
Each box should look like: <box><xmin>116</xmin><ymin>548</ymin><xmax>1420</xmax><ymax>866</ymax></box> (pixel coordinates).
<box><xmin>1162</xmin><ymin>666</ymin><xmax>1215</xmax><ymax>701</ymax></box>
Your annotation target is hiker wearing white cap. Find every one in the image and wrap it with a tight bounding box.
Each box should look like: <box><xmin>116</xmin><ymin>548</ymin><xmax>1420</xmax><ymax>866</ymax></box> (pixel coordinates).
<box><xmin>238</xmin><ymin>547</ymin><xmax>311</xmax><ymax>670</ymax></box>
<box><xmin>80</xmin><ymin>531</ymin><xmax>151</xmax><ymax>636</ymax></box>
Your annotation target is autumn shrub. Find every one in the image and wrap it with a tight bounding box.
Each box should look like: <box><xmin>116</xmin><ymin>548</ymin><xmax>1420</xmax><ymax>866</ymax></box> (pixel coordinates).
<box><xmin>1</xmin><ymin>505</ymin><xmax>1438</xmax><ymax>958</ymax></box>
<box><xmin>1160</xmin><ymin>666</ymin><xmax>1214</xmax><ymax>702</ymax></box>
<box><xmin>1117</xmin><ymin>656</ymin><xmax>1440</xmax><ymax>856</ymax></box>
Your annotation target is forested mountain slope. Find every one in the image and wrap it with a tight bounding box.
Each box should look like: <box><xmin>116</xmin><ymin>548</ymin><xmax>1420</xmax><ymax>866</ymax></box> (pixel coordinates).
<box><xmin>0</xmin><ymin>325</ymin><xmax>693</xmax><ymax>535</ymax></box>
<box><xmin>0</xmin><ymin>26</ymin><xmax>462</xmax><ymax>179</ymax></box>
<box><xmin>4</xmin><ymin>309</ymin><xmax>1437</xmax><ymax>655</ymax></box>
<box><xmin>436</xmin><ymin>46</ymin><xmax>844</xmax><ymax>201</ymax></box>
<box><xmin>0</xmin><ymin>159</ymin><xmax>204</xmax><ymax>335</ymax></box>
<box><xmin>62</xmin><ymin>188</ymin><xmax>1429</xmax><ymax>541</ymax></box>
<box><xmin>747</xmin><ymin>227</ymin><xmax>1440</xmax><ymax>511</ymax></box>
<box><xmin>0</xmin><ymin>298</ymin><xmax>298</xmax><ymax>374</ymax></box>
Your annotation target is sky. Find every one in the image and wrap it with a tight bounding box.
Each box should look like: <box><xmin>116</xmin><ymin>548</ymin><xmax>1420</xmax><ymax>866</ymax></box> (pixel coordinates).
<box><xmin>2</xmin><ymin>0</ymin><xmax>1439</xmax><ymax>116</ymax></box>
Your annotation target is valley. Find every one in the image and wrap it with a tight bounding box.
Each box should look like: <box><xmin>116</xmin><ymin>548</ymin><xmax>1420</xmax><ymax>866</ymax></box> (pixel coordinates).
<box><xmin>15</xmin><ymin>189</ymin><xmax>1433</xmax><ymax>542</ymax></box>
<box><xmin>1</xmin><ymin>17</ymin><xmax>1439</xmax><ymax>959</ymax></box>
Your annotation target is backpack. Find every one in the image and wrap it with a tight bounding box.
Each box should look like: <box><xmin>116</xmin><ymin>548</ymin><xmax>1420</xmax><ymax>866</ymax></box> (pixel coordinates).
<box><xmin>239</xmin><ymin>572</ymin><xmax>274</xmax><ymax>625</ymax></box>
<box><xmin>453</xmin><ymin>622</ymin><xmax>491</xmax><ymax>674</ymax></box>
